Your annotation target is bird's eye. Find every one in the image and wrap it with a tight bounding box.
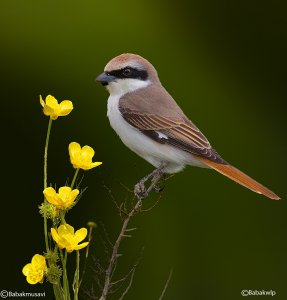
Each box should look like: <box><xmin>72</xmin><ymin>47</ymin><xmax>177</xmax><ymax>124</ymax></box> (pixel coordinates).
<box><xmin>122</xmin><ymin>68</ymin><xmax>132</xmax><ymax>77</ymax></box>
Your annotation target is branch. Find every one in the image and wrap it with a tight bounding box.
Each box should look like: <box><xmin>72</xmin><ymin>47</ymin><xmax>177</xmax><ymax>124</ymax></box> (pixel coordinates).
<box><xmin>158</xmin><ymin>268</ymin><xmax>173</xmax><ymax>300</ymax></box>
<box><xmin>118</xmin><ymin>267</ymin><xmax>136</xmax><ymax>300</ymax></box>
<box><xmin>99</xmin><ymin>197</ymin><xmax>142</xmax><ymax>300</ymax></box>
<box><xmin>99</xmin><ymin>167</ymin><xmax>168</xmax><ymax>300</ymax></box>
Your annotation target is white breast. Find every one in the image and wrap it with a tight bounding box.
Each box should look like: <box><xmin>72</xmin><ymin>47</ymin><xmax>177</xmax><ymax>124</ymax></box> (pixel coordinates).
<box><xmin>107</xmin><ymin>92</ymin><xmax>205</xmax><ymax>173</ymax></box>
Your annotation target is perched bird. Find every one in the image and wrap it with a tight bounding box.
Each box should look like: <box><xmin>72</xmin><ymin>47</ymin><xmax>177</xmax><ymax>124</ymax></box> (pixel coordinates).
<box><xmin>96</xmin><ymin>53</ymin><xmax>280</xmax><ymax>200</ymax></box>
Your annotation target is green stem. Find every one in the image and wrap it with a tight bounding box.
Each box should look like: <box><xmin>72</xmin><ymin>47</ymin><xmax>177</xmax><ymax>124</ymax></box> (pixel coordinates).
<box><xmin>60</xmin><ymin>212</ymin><xmax>67</xmax><ymax>224</ymax></box>
<box><xmin>65</xmin><ymin>251</ymin><xmax>71</xmax><ymax>300</ymax></box>
<box><xmin>44</xmin><ymin>118</ymin><xmax>53</xmax><ymax>189</ymax></box>
<box><xmin>53</xmin><ymin>283</ymin><xmax>64</xmax><ymax>300</ymax></box>
<box><xmin>60</xmin><ymin>250</ymin><xmax>70</xmax><ymax>300</ymax></box>
<box><xmin>44</xmin><ymin>118</ymin><xmax>53</xmax><ymax>252</ymax></box>
<box><xmin>44</xmin><ymin>210</ymin><xmax>49</xmax><ymax>253</ymax></box>
<box><xmin>79</xmin><ymin>225</ymin><xmax>94</xmax><ymax>287</ymax></box>
<box><xmin>60</xmin><ymin>168</ymin><xmax>80</xmax><ymax>226</ymax></box>
<box><xmin>73</xmin><ymin>251</ymin><xmax>80</xmax><ymax>300</ymax></box>
<box><xmin>43</xmin><ymin>119</ymin><xmax>64</xmax><ymax>300</ymax></box>
<box><xmin>70</xmin><ymin>168</ymin><xmax>80</xmax><ymax>189</ymax></box>
<box><xmin>59</xmin><ymin>250</ymin><xmax>66</xmax><ymax>298</ymax></box>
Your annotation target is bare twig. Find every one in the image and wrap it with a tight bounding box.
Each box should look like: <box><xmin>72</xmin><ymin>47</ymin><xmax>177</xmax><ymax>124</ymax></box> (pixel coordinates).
<box><xmin>118</xmin><ymin>267</ymin><xmax>136</xmax><ymax>300</ymax></box>
<box><xmin>92</xmin><ymin>256</ymin><xmax>104</xmax><ymax>290</ymax></box>
<box><xmin>99</xmin><ymin>166</ymin><xmax>169</xmax><ymax>300</ymax></box>
<box><xmin>99</xmin><ymin>197</ymin><xmax>142</xmax><ymax>300</ymax></box>
<box><xmin>158</xmin><ymin>268</ymin><xmax>173</xmax><ymax>300</ymax></box>
<box><xmin>140</xmin><ymin>193</ymin><xmax>163</xmax><ymax>213</ymax></box>
<box><xmin>109</xmin><ymin>262</ymin><xmax>136</xmax><ymax>293</ymax></box>
<box><xmin>109</xmin><ymin>246</ymin><xmax>143</xmax><ymax>295</ymax></box>
<box><xmin>102</xmin><ymin>181</ymin><xmax>130</xmax><ymax>218</ymax></box>
<box><xmin>98</xmin><ymin>221</ymin><xmax>113</xmax><ymax>249</ymax></box>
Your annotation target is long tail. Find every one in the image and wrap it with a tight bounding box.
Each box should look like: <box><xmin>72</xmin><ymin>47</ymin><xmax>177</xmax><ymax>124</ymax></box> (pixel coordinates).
<box><xmin>197</xmin><ymin>157</ymin><xmax>280</xmax><ymax>200</ymax></box>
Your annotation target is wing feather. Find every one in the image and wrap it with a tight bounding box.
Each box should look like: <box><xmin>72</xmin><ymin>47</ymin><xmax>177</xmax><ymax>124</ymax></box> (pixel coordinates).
<box><xmin>120</xmin><ymin>109</ymin><xmax>225</xmax><ymax>163</ymax></box>
<box><xmin>117</xmin><ymin>86</ymin><xmax>280</xmax><ymax>200</ymax></box>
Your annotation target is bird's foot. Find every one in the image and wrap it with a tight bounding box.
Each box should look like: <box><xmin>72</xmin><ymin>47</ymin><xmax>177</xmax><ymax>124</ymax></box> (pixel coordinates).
<box><xmin>134</xmin><ymin>180</ymin><xmax>148</xmax><ymax>199</ymax></box>
<box><xmin>149</xmin><ymin>170</ymin><xmax>165</xmax><ymax>193</ymax></box>
<box><xmin>153</xmin><ymin>182</ymin><xmax>165</xmax><ymax>193</ymax></box>
<box><xmin>134</xmin><ymin>163</ymin><xmax>166</xmax><ymax>200</ymax></box>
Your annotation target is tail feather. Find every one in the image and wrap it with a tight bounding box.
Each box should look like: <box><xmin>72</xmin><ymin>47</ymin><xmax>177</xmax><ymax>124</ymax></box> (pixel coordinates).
<box><xmin>197</xmin><ymin>157</ymin><xmax>280</xmax><ymax>200</ymax></box>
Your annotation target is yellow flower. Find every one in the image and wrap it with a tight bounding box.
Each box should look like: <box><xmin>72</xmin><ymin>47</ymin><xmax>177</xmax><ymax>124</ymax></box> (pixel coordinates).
<box><xmin>22</xmin><ymin>254</ymin><xmax>46</xmax><ymax>284</ymax></box>
<box><xmin>43</xmin><ymin>186</ymin><xmax>79</xmax><ymax>210</ymax></box>
<box><xmin>51</xmin><ymin>224</ymin><xmax>89</xmax><ymax>252</ymax></box>
<box><xmin>69</xmin><ymin>142</ymin><xmax>102</xmax><ymax>170</ymax></box>
<box><xmin>40</xmin><ymin>95</ymin><xmax>73</xmax><ymax>120</ymax></box>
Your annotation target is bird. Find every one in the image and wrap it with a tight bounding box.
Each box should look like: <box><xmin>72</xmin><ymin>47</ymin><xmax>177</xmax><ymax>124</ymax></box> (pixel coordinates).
<box><xmin>96</xmin><ymin>53</ymin><xmax>280</xmax><ymax>200</ymax></box>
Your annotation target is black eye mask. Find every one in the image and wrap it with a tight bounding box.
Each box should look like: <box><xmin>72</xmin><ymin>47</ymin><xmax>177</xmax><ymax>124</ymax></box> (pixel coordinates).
<box><xmin>107</xmin><ymin>67</ymin><xmax>148</xmax><ymax>81</ymax></box>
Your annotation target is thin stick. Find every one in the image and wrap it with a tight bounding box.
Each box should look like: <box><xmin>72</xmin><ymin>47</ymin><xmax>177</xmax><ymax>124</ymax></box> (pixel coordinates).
<box><xmin>99</xmin><ymin>198</ymin><xmax>142</xmax><ymax>300</ymax></box>
<box><xmin>43</xmin><ymin>118</ymin><xmax>53</xmax><ymax>253</ymax></box>
<box><xmin>118</xmin><ymin>267</ymin><xmax>136</xmax><ymax>300</ymax></box>
<box><xmin>158</xmin><ymin>268</ymin><xmax>173</xmax><ymax>300</ymax></box>
<box><xmin>73</xmin><ymin>250</ymin><xmax>80</xmax><ymax>300</ymax></box>
<box><xmin>44</xmin><ymin>118</ymin><xmax>52</xmax><ymax>189</ymax></box>
<box><xmin>99</xmin><ymin>166</ymin><xmax>168</xmax><ymax>300</ymax></box>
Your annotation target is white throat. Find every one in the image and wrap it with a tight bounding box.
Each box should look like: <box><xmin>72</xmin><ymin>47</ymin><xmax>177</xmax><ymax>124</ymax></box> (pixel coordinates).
<box><xmin>106</xmin><ymin>78</ymin><xmax>151</xmax><ymax>97</ymax></box>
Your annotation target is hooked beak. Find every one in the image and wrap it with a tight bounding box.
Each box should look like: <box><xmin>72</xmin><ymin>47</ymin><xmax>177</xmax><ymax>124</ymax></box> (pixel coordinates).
<box><xmin>95</xmin><ymin>72</ymin><xmax>116</xmax><ymax>86</ymax></box>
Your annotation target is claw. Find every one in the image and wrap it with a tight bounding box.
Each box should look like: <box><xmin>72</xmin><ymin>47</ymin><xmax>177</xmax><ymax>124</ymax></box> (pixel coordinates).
<box><xmin>134</xmin><ymin>163</ymin><xmax>167</xmax><ymax>199</ymax></box>
<box><xmin>153</xmin><ymin>184</ymin><xmax>165</xmax><ymax>193</ymax></box>
<box><xmin>134</xmin><ymin>181</ymin><xmax>147</xmax><ymax>199</ymax></box>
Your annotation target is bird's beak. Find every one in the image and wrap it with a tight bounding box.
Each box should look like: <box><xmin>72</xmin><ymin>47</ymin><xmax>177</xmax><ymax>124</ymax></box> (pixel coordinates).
<box><xmin>96</xmin><ymin>72</ymin><xmax>116</xmax><ymax>86</ymax></box>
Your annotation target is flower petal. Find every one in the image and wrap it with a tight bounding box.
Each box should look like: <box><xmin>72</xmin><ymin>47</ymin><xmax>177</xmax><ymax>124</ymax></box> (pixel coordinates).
<box><xmin>51</xmin><ymin>228</ymin><xmax>60</xmax><ymax>244</ymax></box>
<box><xmin>70</xmin><ymin>189</ymin><xmax>80</xmax><ymax>200</ymax></box>
<box><xmin>74</xmin><ymin>242</ymin><xmax>89</xmax><ymax>251</ymax></box>
<box><xmin>43</xmin><ymin>105</ymin><xmax>60</xmax><ymax>120</ymax></box>
<box><xmin>58</xmin><ymin>224</ymin><xmax>74</xmax><ymax>236</ymax></box>
<box><xmin>82</xmin><ymin>146</ymin><xmax>95</xmax><ymax>158</ymax></box>
<box><xmin>65</xmin><ymin>246</ymin><xmax>74</xmax><ymax>253</ymax></box>
<box><xmin>58</xmin><ymin>186</ymin><xmax>72</xmax><ymax>196</ymax></box>
<box><xmin>26</xmin><ymin>276</ymin><xmax>39</xmax><ymax>285</ymax></box>
<box><xmin>91</xmin><ymin>162</ymin><xmax>103</xmax><ymax>168</ymax></box>
<box><xmin>31</xmin><ymin>254</ymin><xmax>46</xmax><ymax>268</ymax></box>
<box><xmin>59</xmin><ymin>100</ymin><xmax>73</xmax><ymax>116</ymax></box>
<box><xmin>43</xmin><ymin>187</ymin><xmax>57</xmax><ymax>204</ymax></box>
<box><xmin>74</xmin><ymin>228</ymin><xmax>88</xmax><ymax>243</ymax></box>
<box><xmin>69</xmin><ymin>142</ymin><xmax>81</xmax><ymax>159</ymax></box>
<box><xmin>40</xmin><ymin>95</ymin><xmax>45</xmax><ymax>107</ymax></box>
<box><xmin>45</xmin><ymin>95</ymin><xmax>58</xmax><ymax>107</ymax></box>
<box><xmin>22</xmin><ymin>263</ymin><xmax>32</xmax><ymax>276</ymax></box>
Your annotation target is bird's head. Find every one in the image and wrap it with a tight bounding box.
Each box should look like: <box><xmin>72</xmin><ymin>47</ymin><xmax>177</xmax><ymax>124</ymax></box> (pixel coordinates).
<box><xmin>96</xmin><ymin>53</ymin><xmax>160</xmax><ymax>96</ymax></box>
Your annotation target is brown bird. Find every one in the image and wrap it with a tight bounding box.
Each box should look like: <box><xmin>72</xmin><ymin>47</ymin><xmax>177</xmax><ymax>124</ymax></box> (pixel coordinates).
<box><xmin>96</xmin><ymin>53</ymin><xmax>280</xmax><ymax>200</ymax></box>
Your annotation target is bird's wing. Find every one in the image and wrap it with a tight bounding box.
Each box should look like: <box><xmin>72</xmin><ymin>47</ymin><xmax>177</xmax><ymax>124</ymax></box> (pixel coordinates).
<box><xmin>119</xmin><ymin>107</ymin><xmax>282</xmax><ymax>200</ymax></box>
<box><xmin>119</xmin><ymin>106</ymin><xmax>225</xmax><ymax>163</ymax></box>
<box><xmin>118</xmin><ymin>86</ymin><xmax>280</xmax><ymax>200</ymax></box>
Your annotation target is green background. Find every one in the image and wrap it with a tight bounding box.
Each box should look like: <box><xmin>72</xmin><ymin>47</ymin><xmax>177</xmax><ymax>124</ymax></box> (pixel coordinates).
<box><xmin>1</xmin><ymin>1</ymin><xmax>286</xmax><ymax>299</ymax></box>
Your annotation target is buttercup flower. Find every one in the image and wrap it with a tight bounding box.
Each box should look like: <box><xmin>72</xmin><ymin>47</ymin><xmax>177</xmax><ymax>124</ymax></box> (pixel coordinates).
<box><xmin>69</xmin><ymin>142</ymin><xmax>102</xmax><ymax>170</ymax></box>
<box><xmin>43</xmin><ymin>186</ymin><xmax>79</xmax><ymax>210</ymax></box>
<box><xmin>51</xmin><ymin>224</ymin><xmax>89</xmax><ymax>252</ymax></box>
<box><xmin>22</xmin><ymin>254</ymin><xmax>46</xmax><ymax>284</ymax></box>
<box><xmin>40</xmin><ymin>95</ymin><xmax>73</xmax><ymax>120</ymax></box>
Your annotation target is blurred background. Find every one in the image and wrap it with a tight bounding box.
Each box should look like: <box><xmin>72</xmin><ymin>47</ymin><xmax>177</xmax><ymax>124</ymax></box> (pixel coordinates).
<box><xmin>1</xmin><ymin>1</ymin><xmax>286</xmax><ymax>299</ymax></box>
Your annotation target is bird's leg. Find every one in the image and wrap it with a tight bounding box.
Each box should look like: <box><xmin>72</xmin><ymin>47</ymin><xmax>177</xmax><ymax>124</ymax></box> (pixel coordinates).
<box><xmin>145</xmin><ymin>167</ymin><xmax>165</xmax><ymax>196</ymax></box>
<box><xmin>134</xmin><ymin>169</ymin><xmax>158</xmax><ymax>197</ymax></box>
<box><xmin>152</xmin><ymin>173</ymin><xmax>166</xmax><ymax>193</ymax></box>
<box><xmin>134</xmin><ymin>163</ymin><xmax>166</xmax><ymax>199</ymax></box>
